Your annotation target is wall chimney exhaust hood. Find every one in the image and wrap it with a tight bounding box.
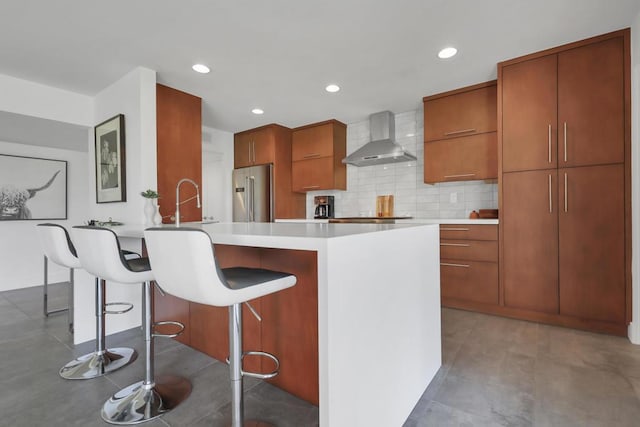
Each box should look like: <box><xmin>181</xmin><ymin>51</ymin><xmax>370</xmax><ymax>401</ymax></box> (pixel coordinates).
<box><xmin>342</xmin><ymin>111</ymin><xmax>417</xmax><ymax>167</ymax></box>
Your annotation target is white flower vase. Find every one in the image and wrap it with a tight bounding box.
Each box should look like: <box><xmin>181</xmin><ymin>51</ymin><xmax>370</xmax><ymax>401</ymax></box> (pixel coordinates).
<box><xmin>144</xmin><ymin>198</ymin><xmax>155</xmax><ymax>226</ymax></box>
<box><xmin>153</xmin><ymin>204</ymin><xmax>163</xmax><ymax>225</ymax></box>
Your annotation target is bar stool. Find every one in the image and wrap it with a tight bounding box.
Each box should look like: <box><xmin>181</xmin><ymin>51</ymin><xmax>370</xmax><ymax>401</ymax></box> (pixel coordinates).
<box><xmin>71</xmin><ymin>226</ymin><xmax>191</xmax><ymax>425</ymax></box>
<box><xmin>36</xmin><ymin>223</ymin><xmax>137</xmax><ymax>380</ymax></box>
<box><xmin>37</xmin><ymin>223</ymin><xmax>74</xmax><ymax>333</ymax></box>
<box><xmin>143</xmin><ymin>227</ymin><xmax>296</xmax><ymax>427</ymax></box>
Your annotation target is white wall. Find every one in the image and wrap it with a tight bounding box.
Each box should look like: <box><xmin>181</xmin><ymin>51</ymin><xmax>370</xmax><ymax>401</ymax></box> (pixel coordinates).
<box><xmin>0</xmin><ymin>141</ymin><xmax>89</xmax><ymax>291</ymax></box>
<box><xmin>305</xmin><ymin>109</ymin><xmax>498</xmax><ymax>218</ymax></box>
<box><xmin>91</xmin><ymin>67</ymin><xmax>157</xmax><ymax>224</ymax></box>
<box><xmin>202</xmin><ymin>126</ymin><xmax>234</xmax><ymax>222</ymax></box>
<box><xmin>71</xmin><ymin>67</ymin><xmax>158</xmax><ymax>344</ymax></box>
<box><xmin>0</xmin><ymin>74</ymin><xmax>93</xmax><ymax>127</ymax></box>
<box><xmin>629</xmin><ymin>17</ymin><xmax>640</xmax><ymax>343</ymax></box>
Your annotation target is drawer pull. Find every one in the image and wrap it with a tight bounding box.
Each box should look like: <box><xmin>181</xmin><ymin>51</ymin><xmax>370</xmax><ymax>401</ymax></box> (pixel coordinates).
<box><xmin>440</xmin><ymin>227</ymin><xmax>469</xmax><ymax>231</ymax></box>
<box><xmin>440</xmin><ymin>243</ymin><xmax>470</xmax><ymax>247</ymax></box>
<box><xmin>444</xmin><ymin>173</ymin><xmax>475</xmax><ymax>179</ymax></box>
<box><xmin>302</xmin><ymin>185</ymin><xmax>320</xmax><ymax>190</ymax></box>
<box><xmin>441</xmin><ymin>262</ymin><xmax>470</xmax><ymax>268</ymax></box>
<box><xmin>444</xmin><ymin>128</ymin><xmax>476</xmax><ymax>136</ymax></box>
<box><xmin>303</xmin><ymin>153</ymin><xmax>321</xmax><ymax>159</ymax></box>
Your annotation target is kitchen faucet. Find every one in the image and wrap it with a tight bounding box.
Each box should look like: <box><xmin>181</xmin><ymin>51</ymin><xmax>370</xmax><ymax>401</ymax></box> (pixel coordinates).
<box><xmin>175</xmin><ymin>178</ymin><xmax>201</xmax><ymax>227</ymax></box>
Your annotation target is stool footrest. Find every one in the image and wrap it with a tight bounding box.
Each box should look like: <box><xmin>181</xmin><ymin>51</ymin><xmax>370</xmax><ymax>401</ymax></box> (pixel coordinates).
<box><xmin>152</xmin><ymin>320</ymin><xmax>185</xmax><ymax>338</ymax></box>
<box><xmin>104</xmin><ymin>302</ymin><xmax>134</xmax><ymax>315</ymax></box>
<box><xmin>226</xmin><ymin>350</ymin><xmax>280</xmax><ymax>380</ymax></box>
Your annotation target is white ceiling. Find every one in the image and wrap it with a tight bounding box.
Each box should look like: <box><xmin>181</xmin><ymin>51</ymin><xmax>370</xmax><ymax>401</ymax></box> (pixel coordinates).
<box><xmin>0</xmin><ymin>0</ymin><xmax>638</xmax><ymax>134</ymax></box>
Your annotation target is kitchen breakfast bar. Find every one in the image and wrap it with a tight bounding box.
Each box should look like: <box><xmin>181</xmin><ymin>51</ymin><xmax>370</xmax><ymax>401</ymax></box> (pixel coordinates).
<box><xmin>98</xmin><ymin>222</ymin><xmax>441</xmax><ymax>426</ymax></box>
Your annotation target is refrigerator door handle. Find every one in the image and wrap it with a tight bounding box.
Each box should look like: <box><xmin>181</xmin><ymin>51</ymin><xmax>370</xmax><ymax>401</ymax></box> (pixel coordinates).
<box><xmin>244</xmin><ymin>176</ymin><xmax>250</xmax><ymax>222</ymax></box>
<box><xmin>249</xmin><ymin>176</ymin><xmax>256</xmax><ymax>222</ymax></box>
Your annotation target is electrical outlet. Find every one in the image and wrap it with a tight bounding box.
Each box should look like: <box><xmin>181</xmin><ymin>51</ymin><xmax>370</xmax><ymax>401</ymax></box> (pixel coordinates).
<box><xmin>449</xmin><ymin>192</ymin><xmax>457</xmax><ymax>203</ymax></box>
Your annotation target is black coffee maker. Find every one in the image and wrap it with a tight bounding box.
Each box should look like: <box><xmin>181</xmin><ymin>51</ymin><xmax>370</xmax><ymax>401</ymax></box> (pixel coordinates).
<box><xmin>314</xmin><ymin>195</ymin><xmax>334</xmax><ymax>219</ymax></box>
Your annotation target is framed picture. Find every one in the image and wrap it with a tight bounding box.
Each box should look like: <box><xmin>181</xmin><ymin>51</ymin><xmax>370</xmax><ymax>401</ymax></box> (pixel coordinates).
<box><xmin>95</xmin><ymin>114</ymin><xmax>126</xmax><ymax>203</ymax></box>
<box><xmin>0</xmin><ymin>154</ymin><xmax>67</xmax><ymax>221</ymax></box>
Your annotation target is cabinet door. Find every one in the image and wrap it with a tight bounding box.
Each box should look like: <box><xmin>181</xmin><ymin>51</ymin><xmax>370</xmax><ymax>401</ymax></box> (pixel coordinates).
<box><xmin>252</xmin><ymin>128</ymin><xmax>275</xmax><ymax>165</ymax></box>
<box><xmin>291</xmin><ymin>157</ymin><xmax>335</xmax><ymax>192</ymax></box>
<box><xmin>424</xmin><ymin>85</ymin><xmax>497</xmax><ymax>141</ymax></box>
<box><xmin>424</xmin><ymin>132</ymin><xmax>497</xmax><ymax>183</ymax></box>
<box><xmin>234</xmin><ymin>132</ymin><xmax>253</xmax><ymax>168</ymax></box>
<box><xmin>558</xmin><ymin>37</ymin><xmax>624</xmax><ymax>167</ymax></box>
<box><xmin>558</xmin><ymin>164</ymin><xmax>625</xmax><ymax>323</ymax></box>
<box><xmin>502</xmin><ymin>169</ymin><xmax>559</xmax><ymax>313</ymax></box>
<box><xmin>292</xmin><ymin>124</ymin><xmax>334</xmax><ymax>161</ymax></box>
<box><xmin>502</xmin><ymin>55</ymin><xmax>558</xmax><ymax>172</ymax></box>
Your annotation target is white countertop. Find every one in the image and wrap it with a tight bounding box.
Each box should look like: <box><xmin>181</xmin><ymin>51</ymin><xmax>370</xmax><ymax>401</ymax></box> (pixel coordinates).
<box><xmin>113</xmin><ymin>221</ymin><xmax>430</xmax><ymax>251</ymax></box>
<box><xmin>276</xmin><ymin>218</ymin><xmax>499</xmax><ymax>225</ymax></box>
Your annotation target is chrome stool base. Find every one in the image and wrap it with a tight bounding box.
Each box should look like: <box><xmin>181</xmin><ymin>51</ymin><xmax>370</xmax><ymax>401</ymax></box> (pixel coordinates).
<box><xmin>101</xmin><ymin>375</ymin><xmax>192</xmax><ymax>425</ymax></box>
<box><xmin>59</xmin><ymin>348</ymin><xmax>137</xmax><ymax>380</ymax></box>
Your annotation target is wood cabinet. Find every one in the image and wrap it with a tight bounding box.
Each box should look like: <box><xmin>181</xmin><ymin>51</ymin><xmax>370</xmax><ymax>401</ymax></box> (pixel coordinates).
<box><xmin>440</xmin><ymin>224</ymin><xmax>499</xmax><ymax>306</ymax></box>
<box><xmin>234</xmin><ymin>124</ymin><xmax>305</xmax><ymax>219</ymax></box>
<box><xmin>423</xmin><ymin>133</ymin><xmax>497</xmax><ymax>183</ymax></box>
<box><xmin>424</xmin><ymin>83</ymin><xmax>497</xmax><ymax>141</ymax></box>
<box><xmin>502</xmin><ymin>170</ymin><xmax>559</xmax><ymax>314</ymax></box>
<box><xmin>498</xmin><ymin>29</ymin><xmax>630</xmax><ymax>335</ymax></box>
<box><xmin>156</xmin><ymin>84</ymin><xmax>202</xmax><ymax>224</ymax></box>
<box><xmin>502</xmin><ymin>36</ymin><xmax>624</xmax><ymax>173</ymax></box>
<box><xmin>153</xmin><ymin>244</ymin><xmax>319</xmax><ymax>405</ymax></box>
<box><xmin>291</xmin><ymin>120</ymin><xmax>346</xmax><ymax>192</ymax></box>
<box><xmin>558</xmin><ymin>164</ymin><xmax>625</xmax><ymax>323</ymax></box>
<box><xmin>423</xmin><ymin>81</ymin><xmax>498</xmax><ymax>184</ymax></box>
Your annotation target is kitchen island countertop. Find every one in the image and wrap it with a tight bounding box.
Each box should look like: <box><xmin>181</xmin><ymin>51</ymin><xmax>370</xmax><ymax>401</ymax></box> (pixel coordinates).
<box><xmin>105</xmin><ymin>221</ymin><xmax>442</xmax><ymax>427</ymax></box>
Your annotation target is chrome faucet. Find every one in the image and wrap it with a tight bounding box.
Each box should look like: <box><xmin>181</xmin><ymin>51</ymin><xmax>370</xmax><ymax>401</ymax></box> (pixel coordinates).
<box><xmin>175</xmin><ymin>178</ymin><xmax>201</xmax><ymax>227</ymax></box>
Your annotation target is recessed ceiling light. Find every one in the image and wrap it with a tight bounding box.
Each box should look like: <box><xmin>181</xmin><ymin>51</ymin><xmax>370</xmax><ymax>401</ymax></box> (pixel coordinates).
<box><xmin>406</xmin><ymin>133</ymin><xmax>415</xmax><ymax>137</ymax></box>
<box><xmin>251</xmin><ymin>108</ymin><xmax>264</xmax><ymax>115</ymax></box>
<box><xmin>192</xmin><ymin>64</ymin><xmax>210</xmax><ymax>74</ymax></box>
<box><xmin>438</xmin><ymin>47</ymin><xmax>457</xmax><ymax>59</ymax></box>
<box><xmin>325</xmin><ymin>84</ymin><xmax>340</xmax><ymax>93</ymax></box>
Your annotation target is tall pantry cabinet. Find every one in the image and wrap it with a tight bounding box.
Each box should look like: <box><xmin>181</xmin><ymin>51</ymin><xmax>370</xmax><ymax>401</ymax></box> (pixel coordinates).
<box><xmin>498</xmin><ymin>29</ymin><xmax>630</xmax><ymax>335</ymax></box>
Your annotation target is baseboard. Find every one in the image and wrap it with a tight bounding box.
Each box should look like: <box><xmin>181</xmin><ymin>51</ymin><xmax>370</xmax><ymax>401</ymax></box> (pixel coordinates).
<box><xmin>628</xmin><ymin>322</ymin><xmax>640</xmax><ymax>344</ymax></box>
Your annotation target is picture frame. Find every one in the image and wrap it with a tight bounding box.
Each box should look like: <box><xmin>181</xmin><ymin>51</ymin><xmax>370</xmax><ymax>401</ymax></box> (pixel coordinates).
<box><xmin>0</xmin><ymin>154</ymin><xmax>67</xmax><ymax>221</ymax></box>
<box><xmin>95</xmin><ymin>114</ymin><xmax>126</xmax><ymax>203</ymax></box>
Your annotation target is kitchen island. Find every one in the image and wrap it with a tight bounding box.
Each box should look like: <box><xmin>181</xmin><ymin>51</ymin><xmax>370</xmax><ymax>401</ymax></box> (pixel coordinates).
<box><xmin>100</xmin><ymin>222</ymin><xmax>441</xmax><ymax>426</ymax></box>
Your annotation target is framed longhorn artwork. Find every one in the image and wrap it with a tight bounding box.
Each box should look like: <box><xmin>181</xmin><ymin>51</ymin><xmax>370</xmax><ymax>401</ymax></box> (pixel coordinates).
<box><xmin>95</xmin><ymin>114</ymin><xmax>126</xmax><ymax>203</ymax></box>
<box><xmin>0</xmin><ymin>154</ymin><xmax>67</xmax><ymax>220</ymax></box>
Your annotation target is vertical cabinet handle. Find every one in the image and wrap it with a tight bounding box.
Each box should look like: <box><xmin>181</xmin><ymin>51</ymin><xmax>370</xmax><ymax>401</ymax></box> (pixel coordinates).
<box><xmin>548</xmin><ymin>174</ymin><xmax>552</xmax><ymax>213</ymax></box>
<box><xmin>563</xmin><ymin>122</ymin><xmax>567</xmax><ymax>162</ymax></box>
<box><xmin>248</xmin><ymin>142</ymin><xmax>252</xmax><ymax>164</ymax></box>
<box><xmin>548</xmin><ymin>124</ymin><xmax>552</xmax><ymax>163</ymax></box>
<box><xmin>564</xmin><ymin>173</ymin><xmax>568</xmax><ymax>213</ymax></box>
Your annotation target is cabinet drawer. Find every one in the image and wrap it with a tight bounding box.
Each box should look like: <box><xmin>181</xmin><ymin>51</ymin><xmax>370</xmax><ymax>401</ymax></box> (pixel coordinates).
<box><xmin>439</xmin><ymin>224</ymin><xmax>497</xmax><ymax>241</ymax></box>
<box><xmin>440</xmin><ymin>239</ymin><xmax>497</xmax><ymax>262</ymax></box>
<box><xmin>440</xmin><ymin>260</ymin><xmax>498</xmax><ymax>305</ymax></box>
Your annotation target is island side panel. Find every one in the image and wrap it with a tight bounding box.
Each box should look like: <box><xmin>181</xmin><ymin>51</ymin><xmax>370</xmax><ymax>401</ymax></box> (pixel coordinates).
<box><xmin>323</xmin><ymin>225</ymin><xmax>441</xmax><ymax>427</ymax></box>
<box><xmin>261</xmin><ymin>248</ymin><xmax>319</xmax><ymax>405</ymax></box>
<box><xmin>154</xmin><ymin>243</ymin><xmax>320</xmax><ymax>404</ymax></box>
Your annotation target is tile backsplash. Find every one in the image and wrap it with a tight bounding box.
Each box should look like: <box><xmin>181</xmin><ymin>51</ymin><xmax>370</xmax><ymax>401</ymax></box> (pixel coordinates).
<box><xmin>305</xmin><ymin>109</ymin><xmax>498</xmax><ymax>219</ymax></box>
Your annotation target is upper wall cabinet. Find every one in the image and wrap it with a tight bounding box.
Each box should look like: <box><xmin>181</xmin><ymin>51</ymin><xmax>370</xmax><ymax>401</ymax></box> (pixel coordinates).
<box><xmin>423</xmin><ymin>81</ymin><xmax>498</xmax><ymax>184</ymax></box>
<box><xmin>502</xmin><ymin>35</ymin><xmax>625</xmax><ymax>172</ymax></box>
<box><xmin>291</xmin><ymin>120</ymin><xmax>346</xmax><ymax>192</ymax></box>
<box><xmin>234</xmin><ymin>124</ymin><xmax>306</xmax><ymax>219</ymax></box>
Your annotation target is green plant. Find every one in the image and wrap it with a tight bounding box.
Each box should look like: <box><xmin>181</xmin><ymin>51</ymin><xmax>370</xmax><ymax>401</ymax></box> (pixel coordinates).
<box><xmin>140</xmin><ymin>189</ymin><xmax>159</xmax><ymax>199</ymax></box>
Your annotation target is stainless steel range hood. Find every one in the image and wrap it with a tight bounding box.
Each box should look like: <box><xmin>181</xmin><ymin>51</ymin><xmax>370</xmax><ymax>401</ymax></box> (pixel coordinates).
<box><xmin>342</xmin><ymin>111</ymin><xmax>417</xmax><ymax>167</ymax></box>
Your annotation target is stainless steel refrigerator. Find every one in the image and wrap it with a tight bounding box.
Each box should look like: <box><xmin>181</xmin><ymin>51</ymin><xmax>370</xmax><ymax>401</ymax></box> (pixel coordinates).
<box><xmin>232</xmin><ymin>164</ymin><xmax>273</xmax><ymax>222</ymax></box>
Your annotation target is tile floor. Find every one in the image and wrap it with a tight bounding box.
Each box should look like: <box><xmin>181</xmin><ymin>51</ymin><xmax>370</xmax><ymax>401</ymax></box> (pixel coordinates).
<box><xmin>2</xmin><ymin>283</ymin><xmax>640</xmax><ymax>426</ymax></box>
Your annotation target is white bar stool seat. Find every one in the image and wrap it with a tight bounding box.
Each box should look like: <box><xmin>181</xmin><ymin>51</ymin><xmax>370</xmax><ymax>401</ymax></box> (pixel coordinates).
<box><xmin>143</xmin><ymin>227</ymin><xmax>296</xmax><ymax>427</ymax></box>
<box><xmin>37</xmin><ymin>223</ymin><xmax>137</xmax><ymax>380</ymax></box>
<box><xmin>71</xmin><ymin>226</ymin><xmax>191</xmax><ymax>425</ymax></box>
